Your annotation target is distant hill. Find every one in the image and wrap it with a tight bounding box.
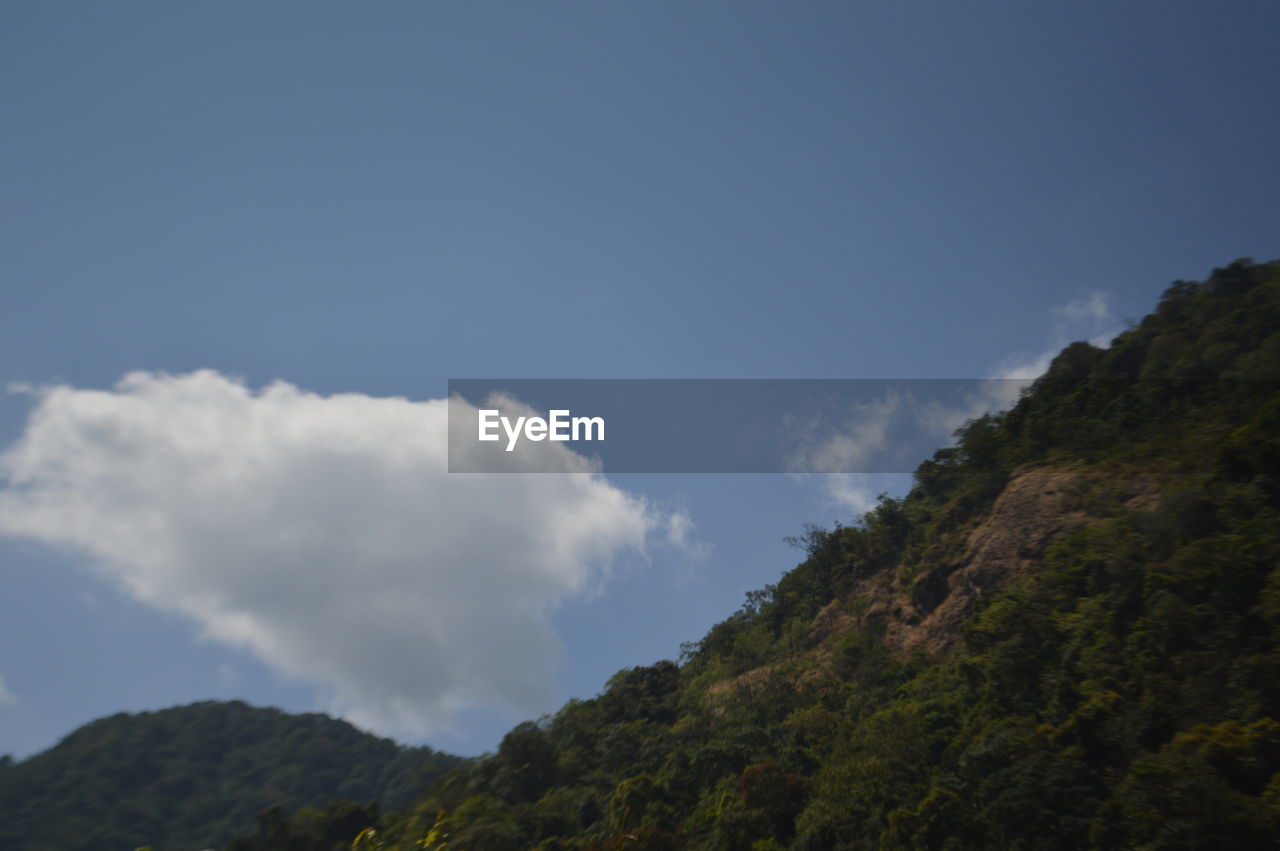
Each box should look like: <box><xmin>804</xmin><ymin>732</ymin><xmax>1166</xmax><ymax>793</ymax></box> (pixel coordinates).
<box><xmin>0</xmin><ymin>700</ymin><xmax>464</xmax><ymax>851</ymax></box>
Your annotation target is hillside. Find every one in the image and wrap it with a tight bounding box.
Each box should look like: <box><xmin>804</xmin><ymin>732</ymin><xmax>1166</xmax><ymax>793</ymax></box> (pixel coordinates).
<box><xmin>300</xmin><ymin>259</ymin><xmax>1277</xmax><ymax>850</ymax></box>
<box><xmin>7</xmin><ymin>260</ymin><xmax>1278</xmax><ymax>850</ymax></box>
<box><xmin>0</xmin><ymin>700</ymin><xmax>463</xmax><ymax>851</ymax></box>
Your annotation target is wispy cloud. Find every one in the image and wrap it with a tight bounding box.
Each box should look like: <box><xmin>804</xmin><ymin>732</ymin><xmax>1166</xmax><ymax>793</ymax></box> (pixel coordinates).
<box><xmin>0</xmin><ymin>674</ymin><xmax>17</xmax><ymax>706</ymax></box>
<box><xmin>0</xmin><ymin>370</ymin><xmax>685</xmax><ymax>738</ymax></box>
<box><xmin>808</xmin><ymin>291</ymin><xmax>1120</xmax><ymax>516</ymax></box>
<box><xmin>820</xmin><ymin>473</ymin><xmax>913</xmax><ymax>517</ymax></box>
<box><xmin>785</xmin><ymin>393</ymin><xmax>904</xmax><ymax>475</ymax></box>
<box><xmin>991</xmin><ymin>290</ymin><xmax>1119</xmax><ymax>380</ymax></box>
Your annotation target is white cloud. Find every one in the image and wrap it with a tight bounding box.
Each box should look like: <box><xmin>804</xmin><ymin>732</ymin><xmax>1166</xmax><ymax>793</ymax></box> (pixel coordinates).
<box><xmin>0</xmin><ymin>675</ymin><xmax>16</xmax><ymax>706</ymax></box>
<box><xmin>820</xmin><ymin>473</ymin><xmax>913</xmax><ymax>517</ymax></box>
<box><xmin>785</xmin><ymin>394</ymin><xmax>903</xmax><ymax>476</ymax></box>
<box><xmin>910</xmin><ymin>290</ymin><xmax>1121</xmax><ymax>441</ymax></box>
<box><xmin>992</xmin><ymin>290</ymin><xmax>1119</xmax><ymax>381</ymax></box>
<box><xmin>1055</xmin><ymin>290</ymin><xmax>1112</xmax><ymax>330</ymax></box>
<box><xmin>659</xmin><ymin>509</ymin><xmax>711</xmax><ymax>562</ymax></box>
<box><xmin>0</xmin><ymin>370</ymin><xmax>675</xmax><ymax>737</ymax></box>
<box><xmin>783</xmin><ymin>394</ymin><xmax>931</xmax><ymax>518</ymax></box>
<box><xmin>798</xmin><ymin>292</ymin><xmax>1121</xmax><ymax>516</ymax></box>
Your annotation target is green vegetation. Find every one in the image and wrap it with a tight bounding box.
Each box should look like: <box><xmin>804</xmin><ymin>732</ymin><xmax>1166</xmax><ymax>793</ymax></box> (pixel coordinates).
<box><xmin>5</xmin><ymin>259</ymin><xmax>1279</xmax><ymax>849</ymax></box>
<box><xmin>0</xmin><ymin>700</ymin><xmax>463</xmax><ymax>851</ymax></box>
<box><xmin>341</xmin><ymin>259</ymin><xmax>1277</xmax><ymax>849</ymax></box>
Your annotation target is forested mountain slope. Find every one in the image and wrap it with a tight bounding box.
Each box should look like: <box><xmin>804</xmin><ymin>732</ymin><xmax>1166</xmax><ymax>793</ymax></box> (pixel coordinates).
<box><xmin>304</xmin><ymin>259</ymin><xmax>1274</xmax><ymax>850</ymax></box>
<box><xmin>9</xmin><ymin>259</ymin><xmax>1279</xmax><ymax>851</ymax></box>
<box><xmin>0</xmin><ymin>700</ymin><xmax>463</xmax><ymax>851</ymax></box>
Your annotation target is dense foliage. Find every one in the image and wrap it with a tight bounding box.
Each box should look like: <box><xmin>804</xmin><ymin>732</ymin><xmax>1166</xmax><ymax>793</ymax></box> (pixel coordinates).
<box><xmin>0</xmin><ymin>700</ymin><xmax>462</xmax><ymax>850</ymax></box>
<box><xmin>8</xmin><ymin>260</ymin><xmax>1280</xmax><ymax>850</ymax></box>
<box><xmin>329</xmin><ymin>259</ymin><xmax>1275</xmax><ymax>849</ymax></box>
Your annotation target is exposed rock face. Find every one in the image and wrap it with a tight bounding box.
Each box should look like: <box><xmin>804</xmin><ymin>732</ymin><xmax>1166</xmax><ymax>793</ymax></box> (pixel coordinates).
<box><xmin>874</xmin><ymin>465</ymin><xmax>1159</xmax><ymax>654</ymax></box>
<box><xmin>891</xmin><ymin>466</ymin><xmax>1089</xmax><ymax>653</ymax></box>
<box><xmin>718</xmin><ymin>464</ymin><xmax>1162</xmax><ymax>701</ymax></box>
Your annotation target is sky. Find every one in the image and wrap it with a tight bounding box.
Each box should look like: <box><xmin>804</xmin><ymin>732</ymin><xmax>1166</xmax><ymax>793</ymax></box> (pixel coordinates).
<box><xmin>1</xmin><ymin>1</ymin><xmax>1278</xmax><ymax>759</ymax></box>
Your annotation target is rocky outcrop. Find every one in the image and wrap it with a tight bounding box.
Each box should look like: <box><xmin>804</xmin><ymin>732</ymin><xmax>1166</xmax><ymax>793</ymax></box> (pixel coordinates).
<box><xmin>892</xmin><ymin>466</ymin><xmax>1088</xmax><ymax>652</ymax></box>
<box><xmin>719</xmin><ymin>464</ymin><xmax>1163</xmax><ymax>701</ymax></box>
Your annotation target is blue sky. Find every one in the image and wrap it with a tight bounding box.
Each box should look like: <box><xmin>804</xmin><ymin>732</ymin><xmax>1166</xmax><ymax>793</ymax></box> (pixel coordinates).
<box><xmin>2</xmin><ymin>1</ymin><xmax>1278</xmax><ymax>758</ymax></box>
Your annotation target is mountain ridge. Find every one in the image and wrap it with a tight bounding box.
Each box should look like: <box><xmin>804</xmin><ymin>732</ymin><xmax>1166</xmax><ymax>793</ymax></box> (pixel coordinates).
<box><xmin>347</xmin><ymin>258</ymin><xmax>1278</xmax><ymax>850</ymax></box>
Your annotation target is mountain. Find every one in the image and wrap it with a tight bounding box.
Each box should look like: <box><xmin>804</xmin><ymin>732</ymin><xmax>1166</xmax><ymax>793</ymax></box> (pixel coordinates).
<box><xmin>7</xmin><ymin>259</ymin><xmax>1279</xmax><ymax>850</ymax></box>
<box><xmin>305</xmin><ymin>259</ymin><xmax>1275</xmax><ymax>850</ymax></box>
<box><xmin>0</xmin><ymin>700</ymin><xmax>464</xmax><ymax>851</ymax></box>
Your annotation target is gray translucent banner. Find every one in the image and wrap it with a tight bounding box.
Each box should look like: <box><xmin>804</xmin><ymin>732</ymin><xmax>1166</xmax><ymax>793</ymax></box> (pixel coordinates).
<box><xmin>447</xmin><ymin>378</ymin><xmax>1033</xmax><ymax>473</ymax></box>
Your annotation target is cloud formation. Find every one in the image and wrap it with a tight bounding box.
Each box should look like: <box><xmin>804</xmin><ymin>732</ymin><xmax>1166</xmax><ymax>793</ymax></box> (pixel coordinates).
<box><xmin>809</xmin><ymin>292</ymin><xmax>1120</xmax><ymax>516</ymax></box>
<box><xmin>992</xmin><ymin>290</ymin><xmax>1119</xmax><ymax>381</ymax></box>
<box><xmin>0</xmin><ymin>674</ymin><xmax>16</xmax><ymax>705</ymax></box>
<box><xmin>0</xmin><ymin>371</ymin><xmax>673</xmax><ymax>737</ymax></box>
